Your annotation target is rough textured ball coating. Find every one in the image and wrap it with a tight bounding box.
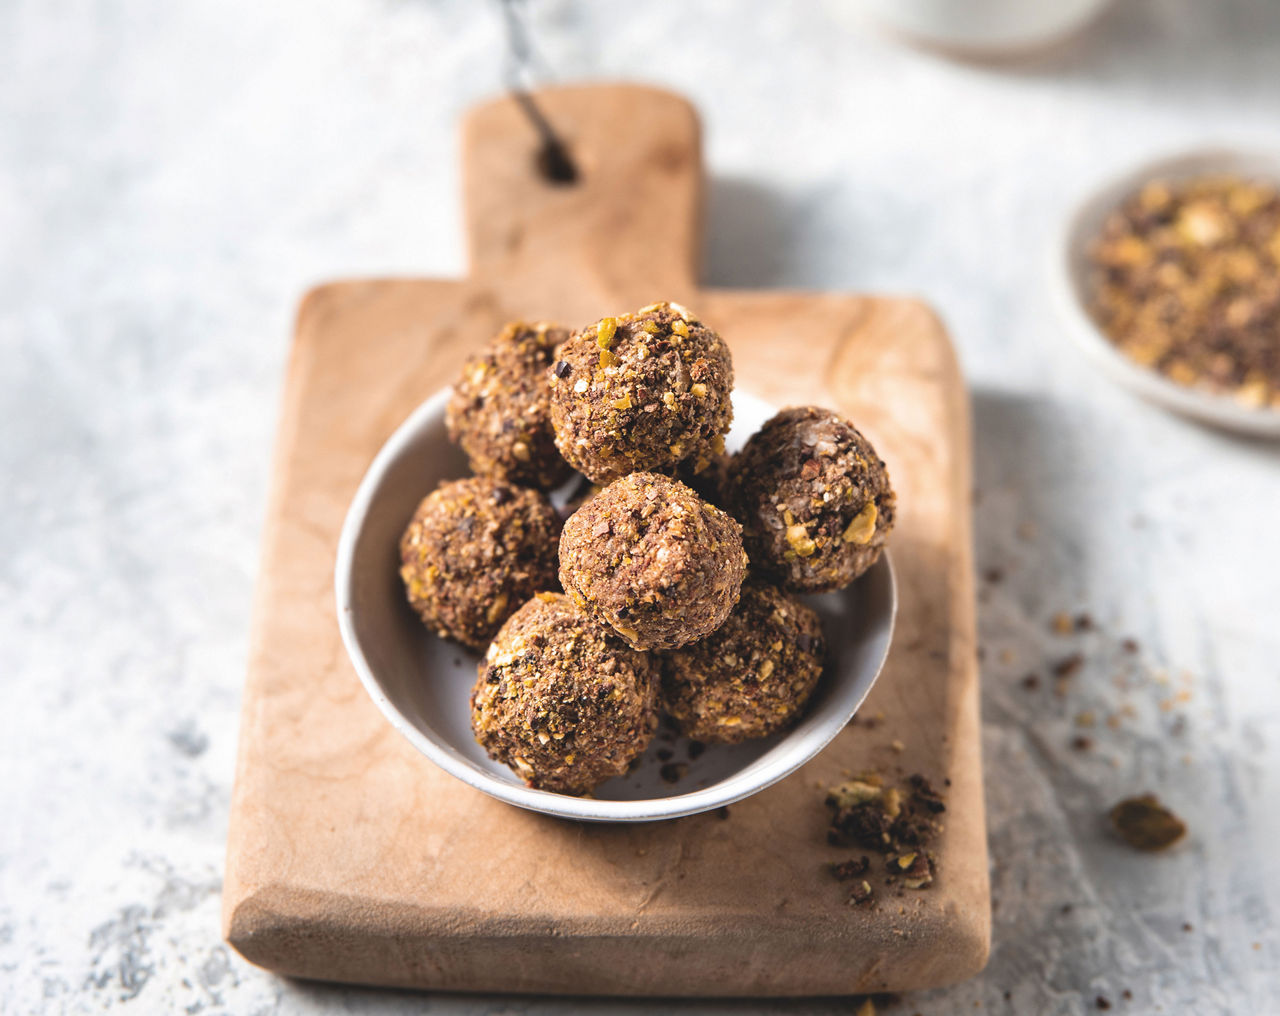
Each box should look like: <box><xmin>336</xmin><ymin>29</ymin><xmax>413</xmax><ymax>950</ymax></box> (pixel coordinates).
<box><xmin>470</xmin><ymin>593</ymin><xmax>659</xmax><ymax>795</ymax></box>
<box><xmin>548</xmin><ymin>302</ymin><xmax>734</xmax><ymax>484</ymax></box>
<box><xmin>446</xmin><ymin>321</ymin><xmax>573</xmax><ymax>490</ymax></box>
<box><xmin>559</xmin><ymin>472</ymin><xmax>748</xmax><ymax>651</ymax></box>
<box><xmin>399</xmin><ymin>477</ymin><xmax>560</xmax><ymax>650</ymax></box>
<box><xmin>726</xmin><ymin>406</ymin><xmax>895</xmax><ymax>592</ymax></box>
<box><xmin>660</xmin><ymin>582</ymin><xmax>825</xmax><ymax>743</ymax></box>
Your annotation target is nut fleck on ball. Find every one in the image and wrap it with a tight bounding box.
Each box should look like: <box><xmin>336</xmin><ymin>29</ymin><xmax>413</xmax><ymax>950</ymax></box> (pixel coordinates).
<box><xmin>660</xmin><ymin>581</ymin><xmax>825</xmax><ymax>743</ymax></box>
<box><xmin>559</xmin><ymin>471</ymin><xmax>747</xmax><ymax>650</ymax></box>
<box><xmin>446</xmin><ymin>321</ymin><xmax>574</xmax><ymax>490</ymax></box>
<box><xmin>399</xmin><ymin>477</ymin><xmax>560</xmax><ymax>650</ymax></box>
<box><xmin>548</xmin><ymin>302</ymin><xmax>734</xmax><ymax>484</ymax></box>
<box><xmin>470</xmin><ymin>593</ymin><xmax>659</xmax><ymax>794</ymax></box>
<box><xmin>726</xmin><ymin>406</ymin><xmax>895</xmax><ymax>592</ymax></box>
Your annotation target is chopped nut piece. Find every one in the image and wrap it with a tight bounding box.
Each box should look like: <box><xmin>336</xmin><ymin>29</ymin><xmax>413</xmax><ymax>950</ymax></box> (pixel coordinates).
<box><xmin>786</xmin><ymin>524</ymin><xmax>817</xmax><ymax>557</ymax></box>
<box><xmin>596</xmin><ymin>316</ymin><xmax>617</xmax><ymax>349</ymax></box>
<box><xmin>827</xmin><ymin>779</ymin><xmax>883</xmax><ymax>810</ymax></box>
<box><xmin>842</xmin><ymin>502</ymin><xmax>878</xmax><ymax>544</ymax></box>
<box><xmin>848</xmin><ymin>881</ymin><xmax>874</xmax><ymax>906</ymax></box>
<box><xmin>1109</xmin><ymin>794</ymin><xmax>1186</xmax><ymax>851</ymax></box>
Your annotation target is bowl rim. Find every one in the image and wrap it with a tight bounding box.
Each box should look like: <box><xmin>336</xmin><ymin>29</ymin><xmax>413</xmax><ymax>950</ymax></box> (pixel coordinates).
<box><xmin>1051</xmin><ymin>143</ymin><xmax>1280</xmax><ymax>438</ymax></box>
<box><xmin>335</xmin><ymin>387</ymin><xmax>898</xmax><ymax>823</ymax></box>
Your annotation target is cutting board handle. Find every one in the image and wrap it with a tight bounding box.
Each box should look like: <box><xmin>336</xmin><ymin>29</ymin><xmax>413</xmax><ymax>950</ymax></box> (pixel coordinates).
<box><xmin>462</xmin><ymin>84</ymin><xmax>703</xmax><ymax>302</ymax></box>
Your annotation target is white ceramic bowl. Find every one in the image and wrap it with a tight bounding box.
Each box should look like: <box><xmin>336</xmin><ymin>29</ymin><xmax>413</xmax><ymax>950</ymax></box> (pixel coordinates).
<box><xmin>335</xmin><ymin>388</ymin><xmax>897</xmax><ymax>823</ymax></box>
<box><xmin>860</xmin><ymin>0</ymin><xmax>1113</xmax><ymax>57</ymax></box>
<box><xmin>1054</xmin><ymin>146</ymin><xmax>1280</xmax><ymax>438</ymax></box>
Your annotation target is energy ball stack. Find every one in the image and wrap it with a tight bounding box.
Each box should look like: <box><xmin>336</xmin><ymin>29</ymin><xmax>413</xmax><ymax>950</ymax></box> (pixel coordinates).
<box><xmin>446</xmin><ymin>320</ymin><xmax>572</xmax><ymax>491</ymax></box>
<box><xmin>559</xmin><ymin>472</ymin><xmax>747</xmax><ymax>651</ymax></box>
<box><xmin>399</xmin><ymin>477</ymin><xmax>560</xmax><ymax>650</ymax></box>
<box><xmin>471</xmin><ymin>594</ymin><xmax>659</xmax><ymax>794</ymax></box>
<box><xmin>548</xmin><ymin>302</ymin><xmax>734</xmax><ymax>484</ymax></box>
<box><xmin>725</xmin><ymin>406</ymin><xmax>895</xmax><ymax>592</ymax></box>
<box><xmin>397</xmin><ymin>305</ymin><xmax>897</xmax><ymax>797</ymax></box>
<box><xmin>661</xmin><ymin>582</ymin><xmax>825</xmax><ymax>743</ymax></box>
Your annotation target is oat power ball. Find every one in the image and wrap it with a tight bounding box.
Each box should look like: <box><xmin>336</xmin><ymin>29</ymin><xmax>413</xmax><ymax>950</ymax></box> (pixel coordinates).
<box><xmin>726</xmin><ymin>406</ymin><xmax>895</xmax><ymax>592</ymax></box>
<box><xmin>547</xmin><ymin>302</ymin><xmax>734</xmax><ymax>484</ymax></box>
<box><xmin>661</xmin><ymin>582</ymin><xmax>825</xmax><ymax>743</ymax></box>
<box><xmin>471</xmin><ymin>593</ymin><xmax>659</xmax><ymax>794</ymax></box>
<box><xmin>446</xmin><ymin>321</ymin><xmax>573</xmax><ymax>490</ymax></box>
<box><xmin>559</xmin><ymin>472</ymin><xmax>748</xmax><ymax>651</ymax></box>
<box><xmin>399</xmin><ymin>477</ymin><xmax>560</xmax><ymax>650</ymax></box>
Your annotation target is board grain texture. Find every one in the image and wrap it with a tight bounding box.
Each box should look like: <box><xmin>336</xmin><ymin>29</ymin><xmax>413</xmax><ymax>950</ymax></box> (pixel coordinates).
<box><xmin>222</xmin><ymin>84</ymin><xmax>990</xmax><ymax>996</ymax></box>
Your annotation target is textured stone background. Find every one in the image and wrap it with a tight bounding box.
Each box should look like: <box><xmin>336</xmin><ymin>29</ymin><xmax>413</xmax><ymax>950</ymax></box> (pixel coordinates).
<box><xmin>2</xmin><ymin>1</ymin><xmax>1278</xmax><ymax>1013</ymax></box>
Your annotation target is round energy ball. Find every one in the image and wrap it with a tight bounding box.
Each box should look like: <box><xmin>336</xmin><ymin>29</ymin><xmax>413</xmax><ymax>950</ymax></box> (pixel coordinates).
<box><xmin>726</xmin><ymin>406</ymin><xmax>895</xmax><ymax>592</ymax></box>
<box><xmin>399</xmin><ymin>477</ymin><xmax>560</xmax><ymax>650</ymax></box>
<box><xmin>446</xmin><ymin>320</ymin><xmax>573</xmax><ymax>490</ymax></box>
<box><xmin>559</xmin><ymin>472</ymin><xmax>748</xmax><ymax>651</ymax></box>
<box><xmin>547</xmin><ymin>302</ymin><xmax>734</xmax><ymax>484</ymax></box>
<box><xmin>471</xmin><ymin>593</ymin><xmax>659</xmax><ymax>795</ymax></box>
<box><xmin>660</xmin><ymin>582</ymin><xmax>826</xmax><ymax>743</ymax></box>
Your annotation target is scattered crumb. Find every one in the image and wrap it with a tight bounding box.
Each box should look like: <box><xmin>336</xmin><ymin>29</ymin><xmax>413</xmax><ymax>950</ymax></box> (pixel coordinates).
<box><xmin>1183</xmin><ymin>922</ymin><xmax>1193</xmax><ymax>932</ymax></box>
<box><xmin>656</xmin><ymin>747</ymin><xmax>674</xmax><ymax>762</ymax></box>
<box><xmin>848</xmin><ymin>881</ymin><xmax>874</xmax><ymax>906</ymax></box>
<box><xmin>1109</xmin><ymin>794</ymin><xmax>1187</xmax><ymax>851</ymax></box>
<box><xmin>983</xmin><ymin>567</ymin><xmax>1004</xmax><ymax>585</ymax></box>
<box><xmin>1076</xmin><ymin>711</ymin><xmax>1096</xmax><ymax>728</ymax></box>
<box><xmin>1071</xmin><ymin>735</ymin><xmax>1093</xmax><ymax>752</ymax></box>
<box><xmin>1053</xmin><ymin>654</ymin><xmax>1084</xmax><ymax>678</ymax></box>
<box><xmin>660</xmin><ymin>762</ymin><xmax>688</xmax><ymax>784</ymax></box>
<box><xmin>1018</xmin><ymin>521</ymin><xmax>1037</xmax><ymax>540</ymax></box>
<box><xmin>1096</xmin><ymin>996</ymin><xmax>1111</xmax><ymax>1011</ymax></box>
<box><xmin>1021</xmin><ymin>673</ymin><xmax>1040</xmax><ymax>690</ymax></box>
<box><xmin>824</xmin><ymin>772</ymin><xmax>946</xmax><ymax>899</ymax></box>
<box><xmin>1052</xmin><ymin>612</ymin><xmax>1074</xmax><ymax>635</ymax></box>
<box><xmin>1121</xmin><ymin>638</ymin><xmax>1139</xmax><ymax>654</ymax></box>
<box><xmin>891</xmin><ymin>739</ymin><xmax>905</xmax><ymax>753</ymax></box>
<box><xmin>1075</xmin><ymin>613</ymin><xmax>1095</xmax><ymax>632</ymax></box>
<box><xmin>1122</xmin><ymin>989</ymin><xmax>1133</xmax><ymax>1001</ymax></box>
<box><xmin>687</xmin><ymin>740</ymin><xmax>705</xmax><ymax>760</ymax></box>
<box><xmin>998</xmin><ymin>648</ymin><xmax>1015</xmax><ymax>665</ymax></box>
<box><xmin>832</xmin><ymin>856</ymin><xmax>871</xmax><ymax>880</ymax></box>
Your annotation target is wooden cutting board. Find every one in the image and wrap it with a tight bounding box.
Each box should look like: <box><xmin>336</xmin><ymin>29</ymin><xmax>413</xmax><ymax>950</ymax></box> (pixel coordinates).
<box><xmin>222</xmin><ymin>84</ymin><xmax>989</xmax><ymax>996</ymax></box>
